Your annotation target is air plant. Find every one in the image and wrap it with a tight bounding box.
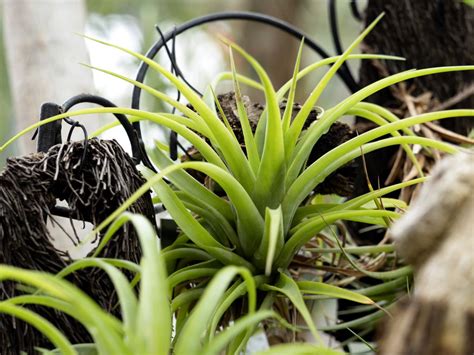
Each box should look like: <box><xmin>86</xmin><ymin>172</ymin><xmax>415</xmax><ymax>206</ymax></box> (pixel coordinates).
<box><xmin>0</xmin><ymin>12</ymin><xmax>472</xmax><ymax>353</ymax></box>
<box><xmin>0</xmin><ymin>213</ymin><xmax>341</xmax><ymax>354</ymax></box>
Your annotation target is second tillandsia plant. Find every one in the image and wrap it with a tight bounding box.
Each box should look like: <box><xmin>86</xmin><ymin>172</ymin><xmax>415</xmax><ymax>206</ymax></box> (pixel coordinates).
<box><xmin>0</xmin><ymin>12</ymin><xmax>473</xmax><ymax>353</ymax></box>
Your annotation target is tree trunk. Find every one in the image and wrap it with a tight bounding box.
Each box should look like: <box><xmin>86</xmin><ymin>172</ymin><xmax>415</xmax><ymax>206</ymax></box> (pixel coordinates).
<box><xmin>2</xmin><ymin>0</ymin><xmax>100</xmax><ymax>255</ymax></box>
<box><xmin>359</xmin><ymin>0</ymin><xmax>474</xmax><ymax>134</ymax></box>
<box><xmin>351</xmin><ymin>0</ymin><xmax>474</xmax><ymax>238</ymax></box>
<box><xmin>380</xmin><ymin>152</ymin><xmax>474</xmax><ymax>355</ymax></box>
<box><xmin>2</xmin><ymin>0</ymin><xmax>96</xmax><ymax>154</ymax></box>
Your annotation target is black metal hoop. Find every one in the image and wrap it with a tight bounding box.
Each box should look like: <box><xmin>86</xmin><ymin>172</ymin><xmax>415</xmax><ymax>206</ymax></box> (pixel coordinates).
<box><xmin>130</xmin><ymin>10</ymin><xmax>360</xmax><ymax>141</ymax></box>
<box><xmin>350</xmin><ymin>0</ymin><xmax>364</xmax><ymax>22</ymax></box>
<box><xmin>329</xmin><ymin>0</ymin><xmax>345</xmax><ymax>57</ymax></box>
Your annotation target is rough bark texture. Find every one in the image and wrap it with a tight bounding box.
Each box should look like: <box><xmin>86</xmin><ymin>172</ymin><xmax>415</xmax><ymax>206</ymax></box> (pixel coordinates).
<box><xmin>356</xmin><ymin>0</ymin><xmax>474</xmax><ymax>188</ymax></box>
<box><xmin>380</xmin><ymin>152</ymin><xmax>474</xmax><ymax>355</ymax></box>
<box><xmin>351</xmin><ymin>0</ymin><xmax>474</xmax><ymax>242</ymax></box>
<box><xmin>359</xmin><ymin>0</ymin><xmax>474</xmax><ymax>134</ymax></box>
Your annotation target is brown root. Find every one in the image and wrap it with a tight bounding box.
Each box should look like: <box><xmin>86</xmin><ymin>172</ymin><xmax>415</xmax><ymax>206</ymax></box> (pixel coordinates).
<box><xmin>0</xmin><ymin>139</ymin><xmax>154</xmax><ymax>354</ymax></box>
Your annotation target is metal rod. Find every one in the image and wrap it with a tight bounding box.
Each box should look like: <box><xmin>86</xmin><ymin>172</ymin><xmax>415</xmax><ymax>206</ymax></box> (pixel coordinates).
<box><xmin>37</xmin><ymin>103</ymin><xmax>63</xmax><ymax>153</ymax></box>
<box><xmin>329</xmin><ymin>0</ymin><xmax>358</xmax><ymax>89</ymax></box>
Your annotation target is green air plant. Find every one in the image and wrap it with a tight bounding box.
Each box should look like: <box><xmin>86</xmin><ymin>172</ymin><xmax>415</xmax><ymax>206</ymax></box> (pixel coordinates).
<box><xmin>0</xmin><ymin>213</ymin><xmax>342</xmax><ymax>355</ymax></box>
<box><xmin>1</xmin><ymin>13</ymin><xmax>473</xmax><ymax>351</ymax></box>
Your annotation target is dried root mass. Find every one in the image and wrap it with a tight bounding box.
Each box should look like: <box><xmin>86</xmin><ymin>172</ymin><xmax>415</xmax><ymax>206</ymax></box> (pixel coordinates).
<box><xmin>0</xmin><ymin>139</ymin><xmax>154</xmax><ymax>354</ymax></box>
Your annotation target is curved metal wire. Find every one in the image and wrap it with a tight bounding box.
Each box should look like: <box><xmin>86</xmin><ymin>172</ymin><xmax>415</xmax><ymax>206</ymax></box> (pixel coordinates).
<box><xmin>328</xmin><ymin>0</ymin><xmax>358</xmax><ymax>88</ymax></box>
<box><xmin>350</xmin><ymin>0</ymin><xmax>364</xmax><ymax>21</ymax></box>
<box><xmin>40</xmin><ymin>94</ymin><xmax>157</xmax><ymax>223</ymax></box>
<box><xmin>62</xmin><ymin>93</ymin><xmax>154</xmax><ymax>170</ymax></box>
<box><xmin>156</xmin><ymin>25</ymin><xmax>198</xmax><ymax>162</ymax></box>
<box><xmin>155</xmin><ymin>24</ymin><xmax>181</xmax><ymax>161</ymax></box>
<box><xmin>169</xmin><ymin>27</ymin><xmax>180</xmax><ymax>161</ymax></box>
<box><xmin>329</xmin><ymin>0</ymin><xmax>345</xmax><ymax>56</ymax></box>
<box><xmin>64</xmin><ymin>119</ymin><xmax>89</xmax><ymax>170</ymax></box>
<box><xmin>130</xmin><ymin>11</ymin><xmax>360</xmax><ymax>141</ymax></box>
<box><xmin>154</xmin><ymin>24</ymin><xmax>202</xmax><ymax>96</ymax></box>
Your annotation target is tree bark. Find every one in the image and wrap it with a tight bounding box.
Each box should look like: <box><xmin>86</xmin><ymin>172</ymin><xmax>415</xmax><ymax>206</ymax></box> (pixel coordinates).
<box><xmin>380</xmin><ymin>152</ymin><xmax>474</xmax><ymax>355</ymax></box>
<box><xmin>351</xmin><ymin>0</ymin><xmax>474</xmax><ymax>238</ymax></box>
<box><xmin>359</xmin><ymin>0</ymin><xmax>474</xmax><ymax>134</ymax></box>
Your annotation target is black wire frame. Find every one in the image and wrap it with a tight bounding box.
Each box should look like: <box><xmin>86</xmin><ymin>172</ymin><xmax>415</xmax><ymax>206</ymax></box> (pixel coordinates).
<box><xmin>62</xmin><ymin>93</ymin><xmax>154</xmax><ymax>169</ymax></box>
<box><xmin>130</xmin><ymin>10</ymin><xmax>360</xmax><ymax>149</ymax></box>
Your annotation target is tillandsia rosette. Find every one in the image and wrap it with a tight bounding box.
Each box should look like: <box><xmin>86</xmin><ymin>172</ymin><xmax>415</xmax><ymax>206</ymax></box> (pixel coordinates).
<box><xmin>182</xmin><ymin>91</ymin><xmax>356</xmax><ymax>197</ymax></box>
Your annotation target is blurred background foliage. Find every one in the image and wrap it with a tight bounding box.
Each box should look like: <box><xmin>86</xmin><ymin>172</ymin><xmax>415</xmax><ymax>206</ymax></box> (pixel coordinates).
<box><xmin>0</xmin><ymin>0</ymin><xmax>363</xmax><ymax>166</ymax></box>
<box><xmin>0</xmin><ymin>7</ymin><xmax>12</xmax><ymax>163</ymax></box>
